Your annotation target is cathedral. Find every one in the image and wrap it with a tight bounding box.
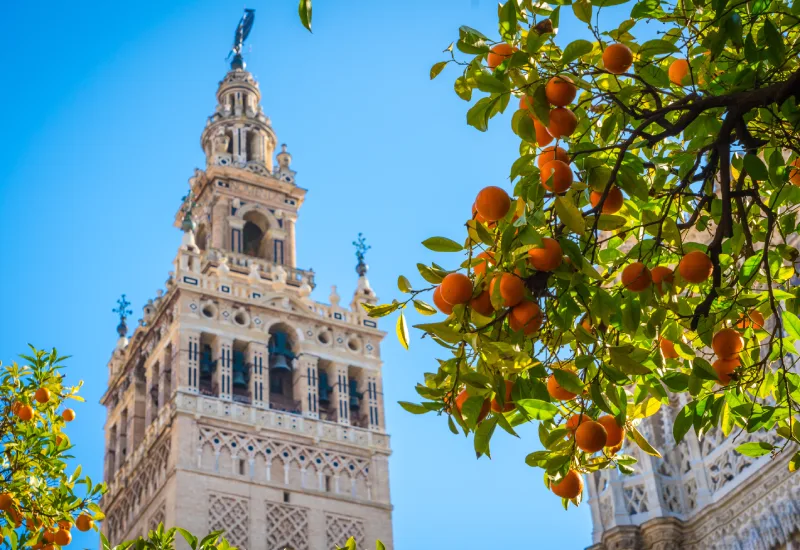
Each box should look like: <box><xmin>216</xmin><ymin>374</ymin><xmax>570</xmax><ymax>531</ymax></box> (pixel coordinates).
<box><xmin>98</xmin><ymin>24</ymin><xmax>394</xmax><ymax>549</ymax></box>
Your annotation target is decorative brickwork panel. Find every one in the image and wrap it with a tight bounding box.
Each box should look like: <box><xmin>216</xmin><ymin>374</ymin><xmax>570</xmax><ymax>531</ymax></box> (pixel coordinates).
<box><xmin>325</xmin><ymin>513</ymin><xmax>365</xmax><ymax>550</ymax></box>
<box><xmin>149</xmin><ymin>503</ymin><xmax>166</xmax><ymax>531</ymax></box>
<box><xmin>208</xmin><ymin>494</ymin><xmax>249</xmax><ymax>549</ymax></box>
<box><xmin>265</xmin><ymin>503</ymin><xmax>309</xmax><ymax>550</ymax></box>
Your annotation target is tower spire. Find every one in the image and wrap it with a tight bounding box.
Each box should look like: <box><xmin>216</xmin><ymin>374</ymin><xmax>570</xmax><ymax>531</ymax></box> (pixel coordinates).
<box><xmin>351</xmin><ymin>233</ymin><xmax>378</xmax><ymax>310</ymax></box>
<box><xmin>112</xmin><ymin>294</ymin><xmax>132</xmax><ymax>350</ymax></box>
<box><xmin>228</xmin><ymin>9</ymin><xmax>256</xmax><ymax>70</ymax></box>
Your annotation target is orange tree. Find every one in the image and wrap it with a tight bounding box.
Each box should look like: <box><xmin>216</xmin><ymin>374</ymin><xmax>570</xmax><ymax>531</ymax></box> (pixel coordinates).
<box><xmin>299</xmin><ymin>0</ymin><xmax>800</xmax><ymax>507</ymax></box>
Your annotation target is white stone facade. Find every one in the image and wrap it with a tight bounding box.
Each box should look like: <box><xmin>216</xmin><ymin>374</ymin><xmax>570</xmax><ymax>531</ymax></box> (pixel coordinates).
<box><xmin>99</xmin><ymin>61</ymin><xmax>393</xmax><ymax>549</ymax></box>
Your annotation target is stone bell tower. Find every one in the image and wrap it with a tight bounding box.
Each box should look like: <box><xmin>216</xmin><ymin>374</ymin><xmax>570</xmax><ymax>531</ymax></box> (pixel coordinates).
<box><xmin>99</xmin><ymin>12</ymin><xmax>393</xmax><ymax>549</ymax></box>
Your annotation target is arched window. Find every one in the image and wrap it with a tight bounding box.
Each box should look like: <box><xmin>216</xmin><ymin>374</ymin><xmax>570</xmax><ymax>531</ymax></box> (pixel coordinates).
<box><xmin>242</xmin><ymin>211</ymin><xmax>271</xmax><ymax>260</ymax></box>
<box><xmin>268</xmin><ymin>325</ymin><xmax>298</xmax><ymax>413</ymax></box>
<box><xmin>195</xmin><ymin>225</ymin><xmax>208</xmax><ymax>251</ymax></box>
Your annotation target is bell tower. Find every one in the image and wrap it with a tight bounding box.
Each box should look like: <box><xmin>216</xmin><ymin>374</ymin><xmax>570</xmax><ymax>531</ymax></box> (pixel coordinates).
<box><xmin>99</xmin><ymin>11</ymin><xmax>393</xmax><ymax>550</ymax></box>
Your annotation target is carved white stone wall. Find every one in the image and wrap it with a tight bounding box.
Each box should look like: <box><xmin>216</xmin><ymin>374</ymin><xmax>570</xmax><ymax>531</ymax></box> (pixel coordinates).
<box><xmin>325</xmin><ymin>513</ymin><xmax>366</xmax><ymax>550</ymax></box>
<box><xmin>265</xmin><ymin>503</ymin><xmax>309</xmax><ymax>550</ymax></box>
<box><xmin>208</xmin><ymin>494</ymin><xmax>249</xmax><ymax>549</ymax></box>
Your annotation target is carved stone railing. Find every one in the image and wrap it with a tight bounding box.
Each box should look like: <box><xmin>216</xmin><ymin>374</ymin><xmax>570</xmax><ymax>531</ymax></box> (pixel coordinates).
<box><xmin>206</xmin><ymin>248</ymin><xmax>314</xmax><ymax>288</ymax></box>
<box><xmin>174</xmin><ymin>391</ymin><xmax>390</xmax><ymax>451</ymax></box>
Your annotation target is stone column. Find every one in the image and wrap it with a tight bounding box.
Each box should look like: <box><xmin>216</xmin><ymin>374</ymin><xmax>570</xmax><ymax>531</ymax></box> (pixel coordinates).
<box><xmin>329</xmin><ymin>363</ymin><xmax>350</xmax><ymax>425</ymax></box>
<box><xmin>370</xmin><ymin>453</ymin><xmax>392</xmax><ymax>504</ymax></box>
<box><xmin>641</xmin><ymin>518</ymin><xmax>684</xmax><ymax>550</ymax></box>
<box><xmin>294</xmin><ymin>355</ymin><xmax>319</xmax><ymax>419</ymax></box>
<box><xmin>602</xmin><ymin>525</ymin><xmax>643</xmax><ymax>550</ymax></box>
<box><xmin>158</xmin><ymin>345</ymin><xmax>170</xmax><ymax>409</ymax></box>
<box><xmin>179</xmin><ymin>331</ymin><xmax>200</xmax><ymax>393</ymax></box>
<box><xmin>248</xmin><ymin>342</ymin><xmax>268</xmax><ymax>408</ymax></box>
<box><xmin>229</xmin><ymin>218</ymin><xmax>245</xmax><ymax>255</ymax></box>
<box><xmin>131</xmin><ymin>376</ymin><xmax>147</xmax><ymax>451</ymax></box>
<box><xmin>366</xmin><ymin>371</ymin><xmax>384</xmax><ymax>431</ymax></box>
<box><xmin>215</xmin><ymin>337</ymin><xmax>233</xmax><ymax>400</ymax></box>
<box><xmin>285</xmin><ymin>217</ymin><xmax>297</xmax><ymax>268</ymax></box>
<box><xmin>211</xmin><ymin>200</ymin><xmax>228</xmax><ymax>250</ymax></box>
<box><xmin>144</xmin><ymin>363</ymin><xmax>157</xmax><ymax>426</ymax></box>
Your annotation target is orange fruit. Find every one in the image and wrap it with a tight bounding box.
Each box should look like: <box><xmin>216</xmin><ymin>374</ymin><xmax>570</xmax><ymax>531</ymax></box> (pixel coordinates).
<box><xmin>487</xmin><ymin>43</ymin><xmax>516</xmax><ymax>69</ymax></box>
<box><xmin>528</xmin><ymin>237</ymin><xmax>563</xmax><ymax>272</ymax></box>
<box><xmin>590</xmin><ymin>187</ymin><xmax>624</xmax><ymax>214</ymax></box>
<box><xmin>34</xmin><ymin>388</ymin><xmax>50</xmax><ymax>404</ymax></box>
<box><xmin>540</xmin><ymin>160</ymin><xmax>573</xmax><ymax>194</ymax></box>
<box><xmin>17</xmin><ymin>404</ymin><xmax>33</xmax><ymax>421</ymax></box>
<box><xmin>490</xmin><ymin>273</ymin><xmax>526</xmax><ymax>307</ymax></box>
<box><xmin>565</xmin><ymin>413</ymin><xmax>587</xmax><ymax>435</ymax></box>
<box><xmin>75</xmin><ymin>513</ymin><xmax>94</xmax><ymax>532</ymax></box>
<box><xmin>473</xmin><ymin>251</ymin><xmax>495</xmax><ymax>276</ymax></box>
<box><xmin>597</xmin><ymin>415</ymin><xmax>625</xmax><ymax>447</ymax></box>
<box><xmin>491</xmin><ymin>380</ymin><xmax>515</xmax><ymax>413</ymax></box>
<box><xmin>678</xmin><ymin>250</ymin><xmax>712</xmax><ymax>283</ymax></box>
<box><xmin>575</xmin><ymin>420</ymin><xmax>608</xmax><ymax>453</ymax></box>
<box><xmin>545</xmin><ymin>75</ymin><xmax>577</xmax><ymax>107</ymax></box>
<box><xmin>533</xmin><ymin>119</ymin><xmax>554</xmax><ymax>146</ymax></box>
<box><xmin>440</xmin><ymin>273</ymin><xmax>473</xmax><ymax>305</ymax></box>
<box><xmin>57</xmin><ymin>521</ymin><xmax>72</xmax><ymax>531</ymax></box>
<box><xmin>470</xmin><ymin>289</ymin><xmax>495</xmax><ymax>317</ymax></box>
<box><xmin>0</xmin><ymin>493</ymin><xmax>12</xmax><ymax>511</ymax></box>
<box><xmin>551</xmin><ymin>470</ymin><xmax>584</xmax><ymax>499</ymax></box>
<box><xmin>62</xmin><ymin>409</ymin><xmax>75</xmax><ymax>422</ymax></box>
<box><xmin>580</xmin><ymin>317</ymin><xmax>593</xmax><ymax>333</ymax></box>
<box><xmin>603</xmin><ymin>43</ymin><xmax>633</xmax><ymax>74</ymax></box>
<box><xmin>650</xmin><ymin>266</ymin><xmax>674</xmax><ymax>295</ymax></box>
<box><xmin>737</xmin><ymin>310</ymin><xmax>765</xmax><ymax>330</ymax></box>
<box><xmin>713</xmin><ymin>357</ymin><xmax>740</xmax><ymax>384</ymax></box>
<box><xmin>547</xmin><ymin>373</ymin><xmax>577</xmax><ymax>401</ymax></box>
<box><xmin>433</xmin><ymin>286</ymin><xmax>454</xmax><ymax>315</ymax></box>
<box><xmin>547</xmin><ymin>107</ymin><xmax>578</xmax><ymax>138</ymax></box>
<box><xmin>621</xmin><ymin>262</ymin><xmax>652</xmax><ymax>292</ymax></box>
<box><xmin>537</xmin><ymin>146</ymin><xmax>570</xmax><ymax>169</ymax></box>
<box><xmin>54</xmin><ymin>529</ymin><xmax>71</xmax><ymax>546</ymax></box>
<box><xmin>509</xmin><ymin>301</ymin><xmax>544</xmax><ymax>334</ymax></box>
<box><xmin>456</xmin><ymin>390</ymin><xmax>490</xmax><ymax>423</ymax></box>
<box><xmin>519</xmin><ymin>95</ymin><xmax>533</xmax><ymax>111</ymax></box>
<box><xmin>475</xmin><ymin>186</ymin><xmax>511</xmax><ymax>222</ymax></box>
<box><xmin>789</xmin><ymin>158</ymin><xmax>800</xmax><ymax>186</ymax></box>
<box><xmin>668</xmin><ymin>59</ymin><xmax>692</xmax><ymax>86</ymax></box>
<box><xmin>712</xmin><ymin>328</ymin><xmax>744</xmax><ymax>359</ymax></box>
<box><xmin>44</xmin><ymin>530</ymin><xmax>55</xmax><ymax>543</ymax></box>
<box><xmin>659</xmin><ymin>337</ymin><xmax>680</xmax><ymax>359</ymax></box>
<box><xmin>11</xmin><ymin>401</ymin><xmax>22</xmax><ymax>415</ymax></box>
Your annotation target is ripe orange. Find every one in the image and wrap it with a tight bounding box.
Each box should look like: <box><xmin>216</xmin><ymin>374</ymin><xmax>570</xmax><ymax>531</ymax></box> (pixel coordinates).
<box><xmin>34</xmin><ymin>388</ymin><xmax>50</xmax><ymax>404</ymax></box>
<box><xmin>621</xmin><ymin>262</ymin><xmax>652</xmax><ymax>292</ymax></box>
<box><xmin>547</xmin><ymin>373</ymin><xmax>577</xmax><ymax>401</ymax></box>
<box><xmin>62</xmin><ymin>409</ymin><xmax>75</xmax><ymax>422</ymax></box>
<box><xmin>590</xmin><ymin>187</ymin><xmax>624</xmax><ymax>214</ymax></box>
<box><xmin>490</xmin><ymin>273</ymin><xmax>526</xmax><ymax>307</ymax></box>
<box><xmin>54</xmin><ymin>529</ymin><xmax>71</xmax><ymax>546</ymax></box>
<box><xmin>44</xmin><ymin>530</ymin><xmax>55</xmax><ymax>543</ymax></box>
<box><xmin>440</xmin><ymin>273</ymin><xmax>473</xmax><ymax>305</ymax></box>
<box><xmin>528</xmin><ymin>237</ymin><xmax>563</xmax><ymax>272</ymax></box>
<box><xmin>551</xmin><ymin>470</ymin><xmax>584</xmax><ymax>499</ymax></box>
<box><xmin>598</xmin><ymin>416</ymin><xmax>625</xmax><ymax>447</ymax></box>
<box><xmin>668</xmin><ymin>59</ymin><xmax>692</xmax><ymax>86</ymax></box>
<box><xmin>455</xmin><ymin>390</ymin><xmax>490</xmax><ymax>423</ymax></box>
<box><xmin>57</xmin><ymin>520</ymin><xmax>72</xmax><ymax>531</ymax></box>
<box><xmin>540</xmin><ymin>160</ymin><xmax>573</xmax><ymax>194</ymax></box>
<box><xmin>737</xmin><ymin>310</ymin><xmax>765</xmax><ymax>330</ymax></box>
<box><xmin>433</xmin><ymin>286</ymin><xmax>453</xmax><ymax>314</ymax></box>
<box><xmin>678</xmin><ymin>250</ymin><xmax>712</xmax><ymax>283</ymax></box>
<box><xmin>545</xmin><ymin>75</ymin><xmax>577</xmax><ymax>107</ymax></box>
<box><xmin>650</xmin><ymin>266</ymin><xmax>675</xmax><ymax>295</ymax></box>
<box><xmin>43</xmin><ymin>545</ymin><xmax>55</xmax><ymax>550</ymax></box>
<box><xmin>603</xmin><ymin>43</ymin><xmax>633</xmax><ymax>74</ymax></box>
<box><xmin>537</xmin><ymin>146</ymin><xmax>570</xmax><ymax>169</ymax></box>
<box><xmin>487</xmin><ymin>43</ymin><xmax>516</xmax><ymax>69</ymax></box>
<box><xmin>473</xmin><ymin>251</ymin><xmax>495</xmax><ymax>276</ymax></box>
<box><xmin>565</xmin><ymin>413</ymin><xmax>587</xmax><ymax>435</ymax></box>
<box><xmin>580</xmin><ymin>317</ymin><xmax>593</xmax><ymax>333</ymax></box>
<box><xmin>470</xmin><ymin>289</ymin><xmax>495</xmax><ymax>317</ymax></box>
<box><xmin>789</xmin><ymin>158</ymin><xmax>800</xmax><ymax>186</ymax></box>
<box><xmin>11</xmin><ymin>401</ymin><xmax>22</xmax><ymax>415</ymax></box>
<box><xmin>533</xmin><ymin>119</ymin><xmax>554</xmax><ymax>146</ymax></box>
<box><xmin>713</xmin><ymin>357</ymin><xmax>740</xmax><ymax>384</ymax></box>
<box><xmin>509</xmin><ymin>301</ymin><xmax>544</xmax><ymax>334</ymax></box>
<box><xmin>547</xmin><ymin>107</ymin><xmax>578</xmax><ymax>138</ymax></box>
<box><xmin>17</xmin><ymin>404</ymin><xmax>33</xmax><ymax>421</ymax></box>
<box><xmin>475</xmin><ymin>186</ymin><xmax>511</xmax><ymax>222</ymax></box>
<box><xmin>575</xmin><ymin>420</ymin><xmax>608</xmax><ymax>453</ymax></box>
<box><xmin>491</xmin><ymin>380</ymin><xmax>515</xmax><ymax>413</ymax></box>
<box><xmin>0</xmin><ymin>494</ymin><xmax>11</xmax><ymax>511</ymax></box>
<box><xmin>712</xmin><ymin>328</ymin><xmax>743</xmax><ymax>359</ymax></box>
<box><xmin>659</xmin><ymin>337</ymin><xmax>680</xmax><ymax>359</ymax></box>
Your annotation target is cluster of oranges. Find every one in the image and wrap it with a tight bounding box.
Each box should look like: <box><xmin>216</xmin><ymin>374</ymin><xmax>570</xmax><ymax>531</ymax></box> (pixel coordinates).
<box><xmin>620</xmin><ymin>249</ymin><xmax>713</xmax><ymax>294</ymax></box>
<box><xmin>0</xmin><ymin>492</ymin><xmax>94</xmax><ymax>548</ymax></box>
<box><xmin>11</xmin><ymin>387</ymin><xmax>75</xmax><ymax>424</ymax></box>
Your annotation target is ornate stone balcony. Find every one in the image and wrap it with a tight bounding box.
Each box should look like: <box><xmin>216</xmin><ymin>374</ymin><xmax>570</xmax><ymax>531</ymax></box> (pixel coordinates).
<box><xmin>206</xmin><ymin>248</ymin><xmax>314</xmax><ymax>288</ymax></box>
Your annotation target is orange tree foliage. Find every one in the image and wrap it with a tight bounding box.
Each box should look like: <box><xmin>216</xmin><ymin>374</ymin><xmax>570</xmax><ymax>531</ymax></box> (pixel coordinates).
<box><xmin>302</xmin><ymin>0</ymin><xmax>800</xmax><ymax>507</ymax></box>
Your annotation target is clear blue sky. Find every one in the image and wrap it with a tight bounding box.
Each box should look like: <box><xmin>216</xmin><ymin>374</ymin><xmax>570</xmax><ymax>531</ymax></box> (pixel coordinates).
<box><xmin>0</xmin><ymin>1</ymin><xmax>594</xmax><ymax>548</ymax></box>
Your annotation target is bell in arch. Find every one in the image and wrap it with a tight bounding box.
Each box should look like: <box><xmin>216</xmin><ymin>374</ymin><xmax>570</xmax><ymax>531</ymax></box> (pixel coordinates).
<box><xmin>232</xmin><ymin>350</ymin><xmax>249</xmax><ymax>388</ymax></box>
<box><xmin>268</xmin><ymin>330</ymin><xmax>296</xmax><ymax>372</ymax></box>
<box><xmin>270</xmin><ymin>353</ymin><xmax>292</xmax><ymax>372</ymax></box>
<box><xmin>349</xmin><ymin>379</ymin><xmax>363</xmax><ymax>410</ymax></box>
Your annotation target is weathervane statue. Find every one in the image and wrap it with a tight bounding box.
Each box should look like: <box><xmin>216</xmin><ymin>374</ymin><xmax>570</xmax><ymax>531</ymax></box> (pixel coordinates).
<box><xmin>228</xmin><ymin>9</ymin><xmax>256</xmax><ymax>69</ymax></box>
<box><xmin>112</xmin><ymin>294</ymin><xmax>133</xmax><ymax>338</ymax></box>
<box><xmin>353</xmin><ymin>233</ymin><xmax>371</xmax><ymax>276</ymax></box>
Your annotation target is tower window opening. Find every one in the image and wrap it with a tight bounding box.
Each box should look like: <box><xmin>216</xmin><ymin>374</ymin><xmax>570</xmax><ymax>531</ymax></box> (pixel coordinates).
<box><xmin>268</xmin><ymin>328</ymin><xmax>298</xmax><ymax>413</ymax></box>
<box><xmin>325</xmin><ymin>475</ymin><xmax>331</xmax><ymax>492</ymax></box>
<box><xmin>238</xmin><ymin>459</ymin><xmax>246</xmax><ymax>476</ymax></box>
<box><xmin>199</xmin><ymin>335</ymin><xmax>217</xmax><ymax>396</ymax></box>
<box><xmin>241</xmin><ymin>211</ymin><xmax>271</xmax><ymax>259</ymax></box>
<box><xmin>283</xmin><ymin>491</ymin><xmax>290</xmax><ymax>503</ymax></box>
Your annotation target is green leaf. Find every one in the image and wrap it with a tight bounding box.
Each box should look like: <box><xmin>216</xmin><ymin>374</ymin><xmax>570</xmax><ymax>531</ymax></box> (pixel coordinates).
<box><xmin>499</xmin><ymin>1</ymin><xmax>518</xmax><ymax>42</ymax></box>
<box><xmin>398</xmin><ymin>401</ymin><xmax>430</xmax><ymax>414</ymax></box>
<box><xmin>516</xmin><ymin>399</ymin><xmax>559</xmax><ymax>420</ymax></box>
<box><xmin>554</xmin><ymin>369</ymin><xmax>585</xmax><ymax>394</ymax></box>
<box><xmin>362</xmin><ymin>302</ymin><xmax>399</xmax><ymax>318</ymax></box>
<box><xmin>736</xmin><ymin>441</ymin><xmax>774</xmax><ymax>457</ymax></box>
<box><xmin>572</xmin><ymin>0</ymin><xmax>593</xmax><ymax>23</ymax></box>
<box><xmin>554</xmin><ymin>196</ymin><xmax>585</xmax><ymax>234</ymax></box>
<box><xmin>561</xmin><ymin>40</ymin><xmax>593</xmax><ymax>65</ymax></box>
<box><xmin>377</xmin><ymin>541</ymin><xmax>387</xmax><ymax>550</ymax></box>
<box><xmin>783</xmin><ymin>310</ymin><xmax>800</xmax><ymax>341</ymax></box>
<box><xmin>298</xmin><ymin>0</ymin><xmax>312</xmax><ymax>32</ymax></box>
<box><xmin>609</xmin><ymin>346</ymin><xmax>652</xmax><ymax>375</ymax></box>
<box><xmin>396</xmin><ymin>312</ymin><xmax>410</xmax><ymax>350</ymax></box>
<box><xmin>417</xmin><ymin>263</ymin><xmax>445</xmax><ymax>284</ymax></box>
<box><xmin>474</xmin><ymin>416</ymin><xmax>498</xmax><ymax>457</ymax></box>
<box><xmin>413</xmin><ymin>299</ymin><xmax>437</xmax><ymax>316</ymax></box>
<box><xmin>639</xmin><ymin>39</ymin><xmax>680</xmax><ymax>57</ymax></box>
<box><xmin>397</xmin><ymin>275</ymin><xmax>412</xmax><ymax>293</ymax></box>
<box><xmin>790</xmin><ymin>451</ymin><xmax>800</xmax><ymax>472</ymax></box>
<box><xmin>743</xmin><ymin>153</ymin><xmax>769</xmax><ymax>181</ymax></box>
<box><xmin>764</xmin><ymin>19</ymin><xmax>786</xmax><ymax>67</ymax></box>
<box><xmin>533</xmin><ymin>84</ymin><xmax>550</xmax><ymax>124</ymax></box>
<box><xmin>630</xmin><ymin>426</ymin><xmax>662</xmax><ymax>457</ymax></box>
<box><xmin>474</xmin><ymin>72</ymin><xmax>509</xmax><ymax>94</ymax></box>
<box><xmin>673</xmin><ymin>405</ymin><xmax>693</xmax><ymax>443</ymax></box>
<box><xmin>430</xmin><ymin>61</ymin><xmax>449</xmax><ymax>80</ymax></box>
<box><xmin>467</xmin><ymin>97</ymin><xmax>493</xmax><ymax>131</ymax></box>
<box><xmin>422</xmin><ymin>236</ymin><xmax>463</xmax><ymax>252</ymax></box>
